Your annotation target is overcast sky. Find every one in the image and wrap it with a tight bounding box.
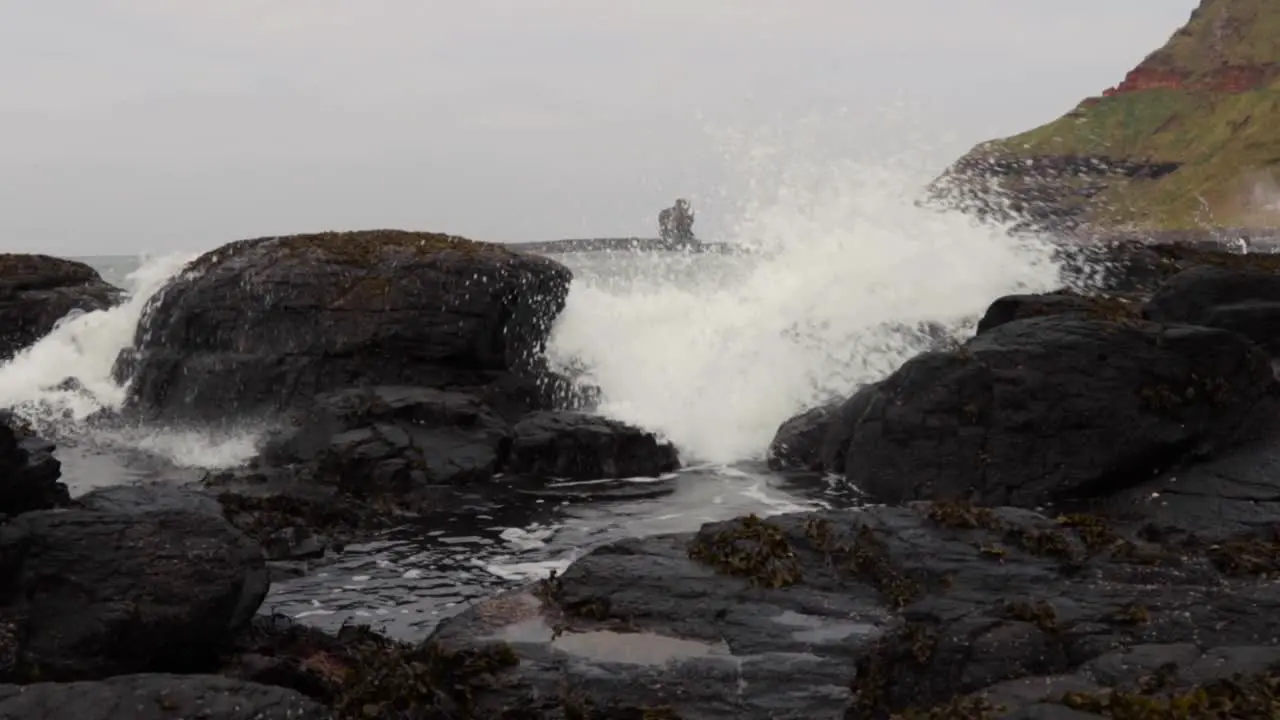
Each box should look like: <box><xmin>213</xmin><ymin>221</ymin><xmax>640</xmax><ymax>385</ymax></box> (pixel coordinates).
<box><xmin>2</xmin><ymin>1</ymin><xmax>1198</xmax><ymax>255</ymax></box>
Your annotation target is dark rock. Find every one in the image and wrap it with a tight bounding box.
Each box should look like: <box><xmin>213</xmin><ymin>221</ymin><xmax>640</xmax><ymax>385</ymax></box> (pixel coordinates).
<box><xmin>841</xmin><ymin>315</ymin><xmax>1276</xmax><ymax>508</ymax></box>
<box><xmin>975</xmin><ymin>291</ymin><xmax>1141</xmax><ymax>335</ymax></box>
<box><xmin>0</xmin><ymin>508</ymin><xmax>268</xmax><ymax>682</ymax></box>
<box><xmin>221</xmin><ymin>614</ymin><xmax>521</xmax><ymax>718</ymax></box>
<box><xmin>0</xmin><ymin>674</ymin><xmax>331</xmax><ymax>720</ymax></box>
<box><xmin>263</xmin><ymin>385</ymin><xmax>514</xmax><ymax>491</ymax></box>
<box><xmin>766</xmin><ymin>402</ymin><xmax>840</xmax><ymax>472</ymax></box>
<box><xmin>429</xmin><ymin>503</ymin><xmax>1280</xmax><ymax>719</ymax></box>
<box><xmin>117</xmin><ymin>230</ymin><xmax>572</xmax><ymax>423</ymax></box>
<box><xmin>1143</xmin><ymin>265</ymin><xmax>1280</xmax><ymax>354</ymax></box>
<box><xmin>0</xmin><ymin>254</ymin><xmax>121</xmax><ymax>361</ymax></box>
<box><xmin>767</xmin><ymin>385</ymin><xmax>882</xmax><ymax>475</ymax></box>
<box><xmin>75</xmin><ymin>483</ymin><xmax>223</xmax><ymax>518</ymax></box>
<box><xmin>0</xmin><ymin>411</ymin><xmax>68</xmax><ymax>517</ymax></box>
<box><xmin>506</xmin><ymin>411</ymin><xmax>679</xmax><ymax>480</ymax></box>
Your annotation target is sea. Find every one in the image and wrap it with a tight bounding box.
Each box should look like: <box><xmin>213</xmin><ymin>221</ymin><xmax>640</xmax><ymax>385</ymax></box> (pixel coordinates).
<box><xmin>0</xmin><ymin>161</ymin><xmax>1066</xmax><ymax>641</ymax></box>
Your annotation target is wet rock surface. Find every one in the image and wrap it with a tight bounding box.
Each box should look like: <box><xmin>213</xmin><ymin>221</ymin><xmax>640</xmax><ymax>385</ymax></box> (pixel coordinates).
<box><xmin>1143</xmin><ymin>265</ymin><xmax>1280</xmax><ymax>355</ymax></box>
<box><xmin>0</xmin><ymin>254</ymin><xmax>121</xmax><ymax>362</ymax></box>
<box><xmin>0</xmin><ymin>674</ymin><xmax>332</xmax><ymax>720</ymax></box>
<box><xmin>118</xmin><ymin>230</ymin><xmax>573</xmax><ymax>423</ymax></box>
<box><xmin>0</xmin><ymin>412</ymin><xmax>67</xmax><ymax>517</ymax></box>
<box><xmin>0</xmin><ymin>508</ymin><xmax>268</xmax><ymax>682</ymax></box>
<box><xmin>507</xmin><ymin>411</ymin><xmax>679</xmax><ymax>480</ymax></box>
<box><xmin>204</xmin><ymin>386</ymin><xmax>679</xmax><ymax>551</ymax></box>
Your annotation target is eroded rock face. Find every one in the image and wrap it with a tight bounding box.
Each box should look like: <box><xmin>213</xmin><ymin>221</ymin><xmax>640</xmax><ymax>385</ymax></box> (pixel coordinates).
<box><xmin>842</xmin><ymin>315</ymin><xmax>1275</xmax><ymax>507</ymax></box>
<box><xmin>0</xmin><ymin>508</ymin><xmax>268</xmax><ymax>682</ymax></box>
<box><xmin>117</xmin><ymin>231</ymin><xmax>573</xmax><ymax>422</ymax></box>
<box><xmin>0</xmin><ymin>254</ymin><xmax>121</xmax><ymax>361</ymax></box>
<box><xmin>0</xmin><ymin>411</ymin><xmax>67</xmax><ymax>517</ymax></box>
<box><xmin>0</xmin><ymin>674</ymin><xmax>332</xmax><ymax>720</ymax></box>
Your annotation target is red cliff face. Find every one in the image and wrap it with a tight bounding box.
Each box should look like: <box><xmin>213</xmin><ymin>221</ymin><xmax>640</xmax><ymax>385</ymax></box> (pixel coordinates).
<box><xmin>1102</xmin><ymin>64</ymin><xmax>1278</xmax><ymax>96</ymax></box>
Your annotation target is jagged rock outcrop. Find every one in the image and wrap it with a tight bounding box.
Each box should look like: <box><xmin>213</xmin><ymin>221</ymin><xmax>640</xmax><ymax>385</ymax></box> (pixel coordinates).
<box><xmin>0</xmin><ymin>254</ymin><xmax>121</xmax><ymax>361</ymax></box>
<box><xmin>932</xmin><ymin>0</ymin><xmax>1280</xmax><ymax>232</ymax></box>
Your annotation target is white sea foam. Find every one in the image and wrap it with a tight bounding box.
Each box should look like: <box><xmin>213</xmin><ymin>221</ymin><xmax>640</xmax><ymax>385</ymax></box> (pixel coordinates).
<box><xmin>547</xmin><ymin>118</ymin><xmax>1063</xmax><ymax>464</ymax></box>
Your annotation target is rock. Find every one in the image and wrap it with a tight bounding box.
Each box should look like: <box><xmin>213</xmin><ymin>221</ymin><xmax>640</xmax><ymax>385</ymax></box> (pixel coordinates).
<box><xmin>429</xmin><ymin>503</ymin><xmax>1280</xmax><ymax>719</ymax></box>
<box><xmin>0</xmin><ymin>254</ymin><xmax>121</xmax><ymax>361</ymax></box>
<box><xmin>975</xmin><ymin>291</ymin><xmax>1141</xmax><ymax>335</ymax></box>
<box><xmin>766</xmin><ymin>402</ymin><xmax>840</xmax><ymax>471</ymax></box>
<box><xmin>0</xmin><ymin>674</ymin><xmax>331</xmax><ymax>720</ymax></box>
<box><xmin>75</xmin><ymin>483</ymin><xmax>223</xmax><ymax>517</ymax></box>
<box><xmin>0</xmin><ymin>508</ymin><xmax>268</xmax><ymax>681</ymax></box>
<box><xmin>1143</xmin><ymin>265</ymin><xmax>1280</xmax><ymax>354</ymax></box>
<box><xmin>221</xmin><ymin>614</ymin><xmax>521</xmax><ymax>718</ymax></box>
<box><xmin>840</xmin><ymin>315</ymin><xmax>1276</xmax><ymax>508</ymax></box>
<box><xmin>117</xmin><ymin>230</ymin><xmax>573</xmax><ymax>423</ymax></box>
<box><xmin>263</xmin><ymin>385</ymin><xmax>514</xmax><ymax>491</ymax></box>
<box><xmin>767</xmin><ymin>385</ymin><xmax>883</xmax><ymax>475</ymax></box>
<box><xmin>0</xmin><ymin>411</ymin><xmax>67</xmax><ymax>517</ymax></box>
<box><xmin>506</xmin><ymin>411</ymin><xmax>679</xmax><ymax>480</ymax></box>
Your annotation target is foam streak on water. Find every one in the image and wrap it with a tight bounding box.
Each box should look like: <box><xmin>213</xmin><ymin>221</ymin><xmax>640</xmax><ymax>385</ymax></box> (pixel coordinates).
<box><xmin>548</xmin><ymin>129</ymin><xmax>1063</xmax><ymax>464</ymax></box>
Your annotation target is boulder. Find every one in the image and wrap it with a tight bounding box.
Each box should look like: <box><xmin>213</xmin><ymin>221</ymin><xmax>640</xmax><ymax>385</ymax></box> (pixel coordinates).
<box><xmin>0</xmin><ymin>254</ymin><xmax>121</xmax><ymax>361</ymax></box>
<box><xmin>1143</xmin><ymin>265</ymin><xmax>1280</xmax><ymax>354</ymax></box>
<box><xmin>840</xmin><ymin>315</ymin><xmax>1275</xmax><ymax>507</ymax></box>
<box><xmin>766</xmin><ymin>402</ymin><xmax>840</xmax><ymax>471</ymax></box>
<box><xmin>117</xmin><ymin>230</ymin><xmax>573</xmax><ymax>422</ymax></box>
<box><xmin>0</xmin><ymin>674</ymin><xmax>331</xmax><ymax>720</ymax></box>
<box><xmin>767</xmin><ymin>385</ymin><xmax>882</xmax><ymax>474</ymax></box>
<box><xmin>429</xmin><ymin>503</ymin><xmax>1280</xmax><ymax>719</ymax></box>
<box><xmin>0</xmin><ymin>508</ymin><xmax>268</xmax><ymax>681</ymax></box>
<box><xmin>506</xmin><ymin>411</ymin><xmax>679</xmax><ymax>480</ymax></box>
<box><xmin>0</xmin><ymin>411</ymin><xmax>67</xmax><ymax>517</ymax></box>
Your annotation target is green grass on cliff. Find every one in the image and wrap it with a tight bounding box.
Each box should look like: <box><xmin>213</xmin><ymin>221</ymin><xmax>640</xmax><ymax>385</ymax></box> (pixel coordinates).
<box><xmin>949</xmin><ymin>0</ymin><xmax>1280</xmax><ymax>230</ymax></box>
<box><xmin>965</xmin><ymin>78</ymin><xmax>1280</xmax><ymax>229</ymax></box>
<box><xmin>1146</xmin><ymin>0</ymin><xmax>1280</xmax><ymax>75</ymax></box>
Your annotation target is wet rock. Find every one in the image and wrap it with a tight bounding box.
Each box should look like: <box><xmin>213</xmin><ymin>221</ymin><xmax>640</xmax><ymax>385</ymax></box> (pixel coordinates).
<box><xmin>767</xmin><ymin>384</ymin><xmax>880</xmax><ymax>475</ymax></box>
<box><xmin>221</xmin><ymin>614</ymin><xmax>521</xmax><ymax>718</ymax></box>
<box><xmin>841</xmin><ymin>315</ymin><xmax>1276</xmax><ymax>508</ymax></box>
<box><xmin>975</xmin><ymin>290</ymin><xmax>1142</xmax><ymax>335</ymax></box>
<box><xmin>430</xmin><ymin>503</ymin><xmax>1280</xmax><ymax>719</ymax></box>
<box><xmin>1143</xmin><ymin>265</ymin><xmax>1280</xmax><ymax>354</ymax></box>
<box><xmin>0</xmin><ymin>674</ymin><xmax>331</xmax><ymax>720</ymax></box>
<box><xmin>75</xmin><ymin>483</ymin><xmax>223</xmax><ymax>517</ymax></box>
<box><xmin>506</xmin><ymin>411</ymin><xmax>679</xmax><ymax>480</ymax></box>
<box><xmin>117</xmin><ymin>230</ymin><xmax>572</xmax><ymax>423</ymax></box>
<box><xmin>0</xmin><ymin>508</ymin><xmax>268</xmax><ymax>681</ymax></box>
<box><xmin>264</xmin><ymin>385</ymin><xmax>514</xmax><ymax>490</ymax></box>
<box><xmin>766</xmin><ymin>401</ymin><xmax>840</xmax><ymax>472</ymax></box>
<box><xmin>0</xmin><ymin>254</ymin><xmax>121</xmax><ymax>361</ymax></box>
<box><xmin>0</xmin><ymin>411</ymin><xmax>68</xmax><ymax>517</ymax></box>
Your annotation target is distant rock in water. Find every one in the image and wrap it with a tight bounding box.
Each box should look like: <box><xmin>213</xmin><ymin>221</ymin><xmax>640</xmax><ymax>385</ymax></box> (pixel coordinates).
<box><xmin>0</xmin><ymin>254</ymin><xmax>122</xmax><ymax>361</ymax></box>
<box><xmin>930</xmin><ymin>0</ymin><xmax>1280</xmax><ymax>232</ymax></box>
<box><xmin>116</xmin><ymin>230</ymin><xmax>575</xmax><ymax>422</ymax></box>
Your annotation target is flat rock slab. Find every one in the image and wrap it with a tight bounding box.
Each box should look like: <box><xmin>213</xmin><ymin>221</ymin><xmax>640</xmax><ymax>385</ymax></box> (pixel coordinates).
<box><xmin>431</xmin><ymin>503</ymin><xmax>1280</xmax><ymax>719</ymax></box>
<box><xmin>0</xmin><ymin>674</ymin><xmax>331</xmax><ymax>720</ymax></box>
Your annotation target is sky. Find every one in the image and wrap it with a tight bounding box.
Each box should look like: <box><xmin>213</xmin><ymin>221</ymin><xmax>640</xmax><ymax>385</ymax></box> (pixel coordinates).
<box><xmin>1</xmin><ymin>1</ymin><xmax>1199</xmax><ymax>255</ymax></box>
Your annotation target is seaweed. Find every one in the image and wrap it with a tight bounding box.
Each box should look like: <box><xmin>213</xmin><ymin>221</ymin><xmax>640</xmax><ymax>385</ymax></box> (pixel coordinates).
<box><xmin>687</xmin><ymin>514</ymin><xmax>803</xmax><ymax>589</ymax></box>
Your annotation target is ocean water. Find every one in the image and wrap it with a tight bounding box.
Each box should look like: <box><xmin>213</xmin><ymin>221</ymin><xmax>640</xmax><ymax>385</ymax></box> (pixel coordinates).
<box><xmin>0</xmin><ymin>146</ymin><xmax>1064</xmax><ymax>639</ymax></box>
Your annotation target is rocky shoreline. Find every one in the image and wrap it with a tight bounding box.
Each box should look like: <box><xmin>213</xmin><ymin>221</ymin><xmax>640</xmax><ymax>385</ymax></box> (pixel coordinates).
<box><xmin>3</xmin><ymin>229</ymin><xmax>1280</xmax><ymax>717</ymax></box>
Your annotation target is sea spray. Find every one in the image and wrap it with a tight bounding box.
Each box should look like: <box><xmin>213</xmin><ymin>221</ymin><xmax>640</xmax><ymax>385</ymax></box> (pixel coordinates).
<box><xmin>0</xmin><ymin>253</ymin><xmax>260</xmax><ymax>468</ymax></box>
<box><xmin>547</xmin><ymin>121</ymin><xmax>1064</xmax><ymax>464</ymax></box>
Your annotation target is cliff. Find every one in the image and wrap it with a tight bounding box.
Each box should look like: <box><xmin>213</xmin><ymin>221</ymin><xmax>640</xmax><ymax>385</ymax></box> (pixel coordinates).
<box><xmin>933</xmin><ymin>0</ymin><xmax>1280</xmax><ymax>232</ymax></box>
